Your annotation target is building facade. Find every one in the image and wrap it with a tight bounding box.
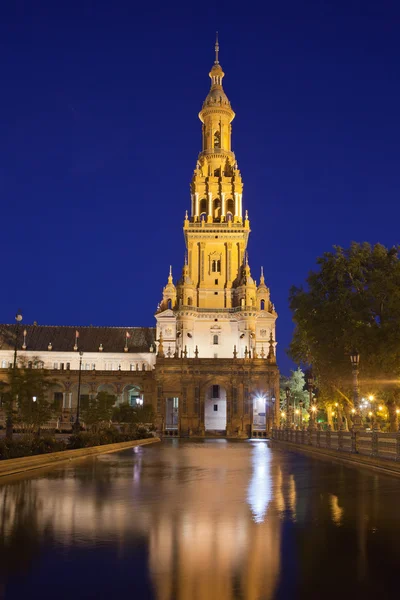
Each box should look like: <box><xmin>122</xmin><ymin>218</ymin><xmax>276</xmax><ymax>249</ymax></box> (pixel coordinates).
<box><xmin>0</xmin><ymin>42</ymin><xmax>279</xmax><ymax>437</ymax></box>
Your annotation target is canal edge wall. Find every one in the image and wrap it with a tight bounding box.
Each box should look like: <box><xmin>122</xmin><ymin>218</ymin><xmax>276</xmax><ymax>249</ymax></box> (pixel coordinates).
<box><xmin>271</xmin><ymin>439</ymin><xmax>400</xmax><ymax>479</ymax></box>
<box><xmin>0</xmin><ymin>437</ymin><xmax>161</xmax><ymax>479</ymax></box>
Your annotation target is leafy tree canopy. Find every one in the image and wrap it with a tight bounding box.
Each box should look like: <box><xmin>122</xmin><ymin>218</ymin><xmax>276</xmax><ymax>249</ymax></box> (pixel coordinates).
<box><xmin>288</xmin><ymin>242</ymin><xmax>400</xmax><ymax>428</ymax></box>
<box><xmin>280</xmin><ymin>367</ymin><xmax>310</xmax><ymax>410</ymax></box>
<box><xmin>81</xmin><ymin>391</ymin><xmax>116</xmax><ymax>432</ymax></box>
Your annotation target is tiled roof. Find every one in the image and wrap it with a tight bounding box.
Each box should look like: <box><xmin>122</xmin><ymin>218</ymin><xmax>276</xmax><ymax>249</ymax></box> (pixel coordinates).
<box><xmin>0</xmin><ymin>325</ymin><xmax>156</xmax><ymax>354</ymax></box>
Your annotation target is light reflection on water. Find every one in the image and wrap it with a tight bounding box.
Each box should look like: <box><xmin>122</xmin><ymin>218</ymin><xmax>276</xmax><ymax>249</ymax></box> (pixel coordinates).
<box><xmin>0</xmin><ymin>440</ymin><xmax>400</xmax><ymax>599</ymax></box>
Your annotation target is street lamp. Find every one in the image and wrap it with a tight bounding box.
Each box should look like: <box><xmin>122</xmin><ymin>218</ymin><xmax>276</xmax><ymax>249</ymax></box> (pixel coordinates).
<box><xmin>350</xmin><ymin>351</ymin><xmax>362</xmax><ymax>430</ymax></box>
<box><xmin>74</xmin><ymin>351</ymin><xmax>83</xmax><ymax>434</ymax></box>
<box><xmin>299</xmin><ymin>399</ymin><xmax>304</xmax><ymax>428</ymax></box>
<box><xmin>307</xmin><ymin>373</ymin><xmax>315</xmax><ymax>430</ymax></box>
<box><xmin>285</xmin><ymin>387</ymin><xmax>292</xmax><ymax>428</ymax></box>
<box><xmin>7</xmin><ymin>309</ymin><xmax>23</xmax><ymax>440</ymax></box>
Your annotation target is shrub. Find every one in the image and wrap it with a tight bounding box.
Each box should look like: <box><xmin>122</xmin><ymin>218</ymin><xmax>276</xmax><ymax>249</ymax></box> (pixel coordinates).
<box><xmin>66</xmin><ymin>427</ymin><xmax>152</xmax><ymax>450</ymax></box>
<box><xmin>0</xmin><ymin>435</ymin><xmax>66</xmax><ymax>460</ymax></box>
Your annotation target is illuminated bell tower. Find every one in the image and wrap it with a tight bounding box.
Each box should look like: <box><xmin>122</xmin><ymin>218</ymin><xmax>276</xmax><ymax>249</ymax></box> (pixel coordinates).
<box><xmin>156</xmin><ymin>37</ymin><xmax>277</xmax><ymax>360</ymax></box>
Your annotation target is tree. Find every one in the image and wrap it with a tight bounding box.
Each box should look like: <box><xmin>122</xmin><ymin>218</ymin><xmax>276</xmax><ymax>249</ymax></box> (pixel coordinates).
<box><xmin>280</xmin><ymin>367</ymin><xmax>310</xmax><ymax>423</ymax></box>
<box><xmin>112</xmin><ymin>403</ymin><xmax>155</xmax><ymax>432</ymax></box>
<box><xmin>81</xmin><ymin>391</ymin><xmax>116</xmax><ymax>432</ymax></box>
<box><xmin>289</xmin><ymin>242</ymin><xmax>400</xmax><ymax>430</ymax></box>
<box><xmin>3</xmin><ymin>357</ymin><xmax>55</xmax><ymax>435</ymax></box>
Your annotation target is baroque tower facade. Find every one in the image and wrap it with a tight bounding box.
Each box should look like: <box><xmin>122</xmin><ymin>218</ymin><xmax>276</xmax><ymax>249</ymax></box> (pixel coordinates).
<box><xmin>154</xmin><ymin>39</ymin><xmax>280</xmax><ymax>437</ymax></box>
<box><xmin>156</xmin><ymin>39</ymin><xmax>277</xmax><ymax>363</ymax></box>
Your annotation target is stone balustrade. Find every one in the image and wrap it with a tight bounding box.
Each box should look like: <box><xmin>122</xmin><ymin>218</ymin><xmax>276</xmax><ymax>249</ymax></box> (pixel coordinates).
<box><xmin>272</xmin><ymin>427</ymin><xmax>400</xmax><ymax>462</ymax></box>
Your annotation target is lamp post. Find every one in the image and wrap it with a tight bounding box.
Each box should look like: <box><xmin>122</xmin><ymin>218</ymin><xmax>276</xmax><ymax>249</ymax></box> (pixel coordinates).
<box><xmin>74</xmin><ymin>351</ymin><xmax>83</xmax><ymax>433</ymax></box>
<box><xmin>350</xmin><ymin>351</ymin><xmax>362</xmax><ymax>431</ymax></box>
<box><xmin>307</xmin><ymin>373</ymin><xmax>315</xmax><ymax>430</ymax></box>
<box><xmin>285</xmin><ymin>387</ymin><xmax>291</xmax><ymax>428</ymax></box>
<box><xmin>299</xmin><ymin>399</ymin><xmax>304</xmax><ymax>428</ymax></box>
<box><xmin>271</xmin><ymin>394</ymin><xmax>276</xmax><ymax>429</ymax></box>
<box><xmin>7</xmin><ymin>309</ymin><xmax>23</xmax><ymax>439</ymax></box>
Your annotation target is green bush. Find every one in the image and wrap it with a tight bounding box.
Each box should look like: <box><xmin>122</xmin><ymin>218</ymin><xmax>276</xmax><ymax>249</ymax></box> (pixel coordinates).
<box><xmin>0</xmin><ymin>428</ymin><xmax>153</xmax><ymax>460</ymax></box>
<box><xmin>0</xmin><ymin>435</ymin><xmax>66</xmax><ymax>460</ymax></box>
<box><xmin>66</xmin><ymin>428</ymin><xmax>152</xmax><ymax>450</ymax></box>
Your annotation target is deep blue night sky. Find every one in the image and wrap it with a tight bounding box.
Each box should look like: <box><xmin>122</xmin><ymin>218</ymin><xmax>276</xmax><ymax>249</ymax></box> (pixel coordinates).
<box><xmin>1</xmin><ymin>1</ymin><xmax>400</xmax><ymax>374</ymax></box>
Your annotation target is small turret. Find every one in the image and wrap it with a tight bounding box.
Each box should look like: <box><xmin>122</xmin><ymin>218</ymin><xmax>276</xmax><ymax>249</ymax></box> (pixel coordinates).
<box><xmin>159</xmin><ymin>265</ymin><xmax>177</xmax><ymax>312</ymax></box>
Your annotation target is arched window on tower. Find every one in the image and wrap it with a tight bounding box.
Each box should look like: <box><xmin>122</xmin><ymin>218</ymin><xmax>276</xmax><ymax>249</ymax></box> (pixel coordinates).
<box><xmin>260</xmin><ymin>299</ymin><xmax>265</xmax><ymax>311</ymax></box>
<box><xmin>167</xmin><ymin>299</ymin><xmax>172</xmax><ymax>310</ymax></box>
<box><xmin>226</xmin><ymin>198</ymin><xmax>234</xmax><ymax>214</ymax></box>
<box><xmin>214</xmin><ymin>130</ymin><xmax>221</xmax><ymax>149</ymax></box>
<box><xmin>226</xmin><ymin>212</ymin><xmax>233</xmax><ymax>222</ymax></box>
<box><xmin>200</xmin><ymin>213</ymin><xmax>206</xmax><ymax>222</ymax></box>
<box><xmin>187</xmin><ymin>297</ymin><xmax>192</xmax><ymax>306</ymax></box>
<box><xmin>200</xmin><ymin>198</ymin><xmax>207</xmax><ymax>214</ymax></box>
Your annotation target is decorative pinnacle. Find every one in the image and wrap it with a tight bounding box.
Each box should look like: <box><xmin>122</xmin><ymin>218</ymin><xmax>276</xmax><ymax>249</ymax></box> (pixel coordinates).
<box><xmin>215</xmin><ymin>31</ymin><xmax>219</xmax><ymax>64</ymax></box>
<box><xmin>168</xmin><ymin>265</ymin><xmax>173</xmax><ymax>283</ymax></box>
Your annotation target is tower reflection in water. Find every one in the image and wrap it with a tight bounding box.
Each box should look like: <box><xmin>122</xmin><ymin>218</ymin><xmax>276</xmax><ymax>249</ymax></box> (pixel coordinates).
<box><xmin>0</xmin><ymin>441</ymin><xmax>304</xmax><ymax>600</ymax></box>
<box><xmin>146</xmin><ymin>442</ymin><xmax>283</xmax><ymax>600</ymax></box>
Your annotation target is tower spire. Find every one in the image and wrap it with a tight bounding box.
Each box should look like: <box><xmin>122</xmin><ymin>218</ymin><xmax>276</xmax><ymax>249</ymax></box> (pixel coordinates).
<box><xmin>215</xmin><ymin>31</ymin><xmax>219</xmax><ymax>64</ymax></box>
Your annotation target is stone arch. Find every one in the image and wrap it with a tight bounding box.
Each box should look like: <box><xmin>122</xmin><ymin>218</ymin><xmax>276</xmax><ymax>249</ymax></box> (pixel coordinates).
<box><xmin>260</xmin><ymin>299</ymin><xmax>265</xmax><ymax>310</ymax></box>
<box><xmin>199</xmin><ymin>198</ymin><xmax>207</xmax><ymax>214</ymax></box>
<box><xmin>49</xmin><ymin>382</ymin><xmax>65</xmax><ymax>411</ymax></box>
<box><xmin>122</xmin><ymin>384</ymin><xmax>143</xmax><ymax>406</ymax></box>
<box><xmin>205</xmin><ymin>383</ymin><xmax>227</xmax><ymax>431</ymax></box>
<box><xmin>71</xmin><ymin>382</ymin><xmax>91</xmax><ymax>412</ymax></box>
<box><xmin>213</xmin><ymin>198</ymin><xmax>221</xmax><ymax>220</ymax></box>
<box><xmin>226</xmin><ymin>198</ymin><xmax>234</xmax><ymax>214</ymax></box>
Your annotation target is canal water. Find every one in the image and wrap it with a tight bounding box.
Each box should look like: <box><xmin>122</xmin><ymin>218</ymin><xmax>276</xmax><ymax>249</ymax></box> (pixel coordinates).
<box><xmin>0</xmin><ymin>440</ymin><xmax>399</xmax><ymax>600</ymax></box>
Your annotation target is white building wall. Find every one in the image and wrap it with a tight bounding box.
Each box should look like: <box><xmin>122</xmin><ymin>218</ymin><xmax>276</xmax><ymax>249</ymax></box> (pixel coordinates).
<box><xmin>0</xmin><ymin>350</ymin><xmax>156</xmax><ymax>371</ymax></box>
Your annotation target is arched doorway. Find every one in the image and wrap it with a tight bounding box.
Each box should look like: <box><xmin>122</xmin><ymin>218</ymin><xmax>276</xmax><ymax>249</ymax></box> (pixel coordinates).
<box><xmin>123</xmin><ymin>385</ymin><xmax>143</xmax><ymax>406</ymax></box>
<box><xmin>205</xmin><ymin>384</ymin><xmax>227</xmax><ymax>432</ymax></box>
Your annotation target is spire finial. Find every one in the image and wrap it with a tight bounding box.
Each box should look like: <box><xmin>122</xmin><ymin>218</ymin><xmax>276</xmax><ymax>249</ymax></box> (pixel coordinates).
<box><xmin>260</xmin><ymin>266</ymin><xmax>265</xmax><ymax>284</ymax></box>
<box><xmin>168</xmin><ymin>265</ymin><xmax>173</xmax><ymax>283</ymax></box>
<box><xmin>215</xmin><ymin>31</ymin><xmax>219</xmax><ymax>64</ymax></box>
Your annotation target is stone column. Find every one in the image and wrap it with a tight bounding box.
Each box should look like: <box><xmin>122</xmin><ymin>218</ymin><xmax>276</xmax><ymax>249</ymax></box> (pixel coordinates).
<box><xmin>221</xmin><ymin>192</ymin><xmax>226</xmax><ymax>220</ymax></box>
<box><xmin>226</xmin><ymin>388</ymin><xmax>232</xmax><ymax>436</ymax></box>
<box><xmin>234</xmin><ymin>192</ymin><xmax>239</xmax><ymax>218</ymax></box>
<box><xmin>199</xmin><ymin>388</ymin><xmax>205</xmax><ymax>435</ymax></box>
<box><xmin>207</xmin><ymin>192</ymin><xmax>213</xmax><ymax>223</ymax></box>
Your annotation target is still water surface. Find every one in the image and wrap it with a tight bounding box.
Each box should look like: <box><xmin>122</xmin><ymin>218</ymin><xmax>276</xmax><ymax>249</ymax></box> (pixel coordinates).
<box><xmin>0</xmin><ymin>440</ymin><xmax>400</xmax><ymax>599</ymax></box>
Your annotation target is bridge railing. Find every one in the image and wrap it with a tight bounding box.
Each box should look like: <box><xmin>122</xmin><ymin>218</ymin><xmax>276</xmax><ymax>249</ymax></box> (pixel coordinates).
<box><xmin>271</xmin><ymin>427</ymin><xmax>400</xmax><ymax>462</ymax></box>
